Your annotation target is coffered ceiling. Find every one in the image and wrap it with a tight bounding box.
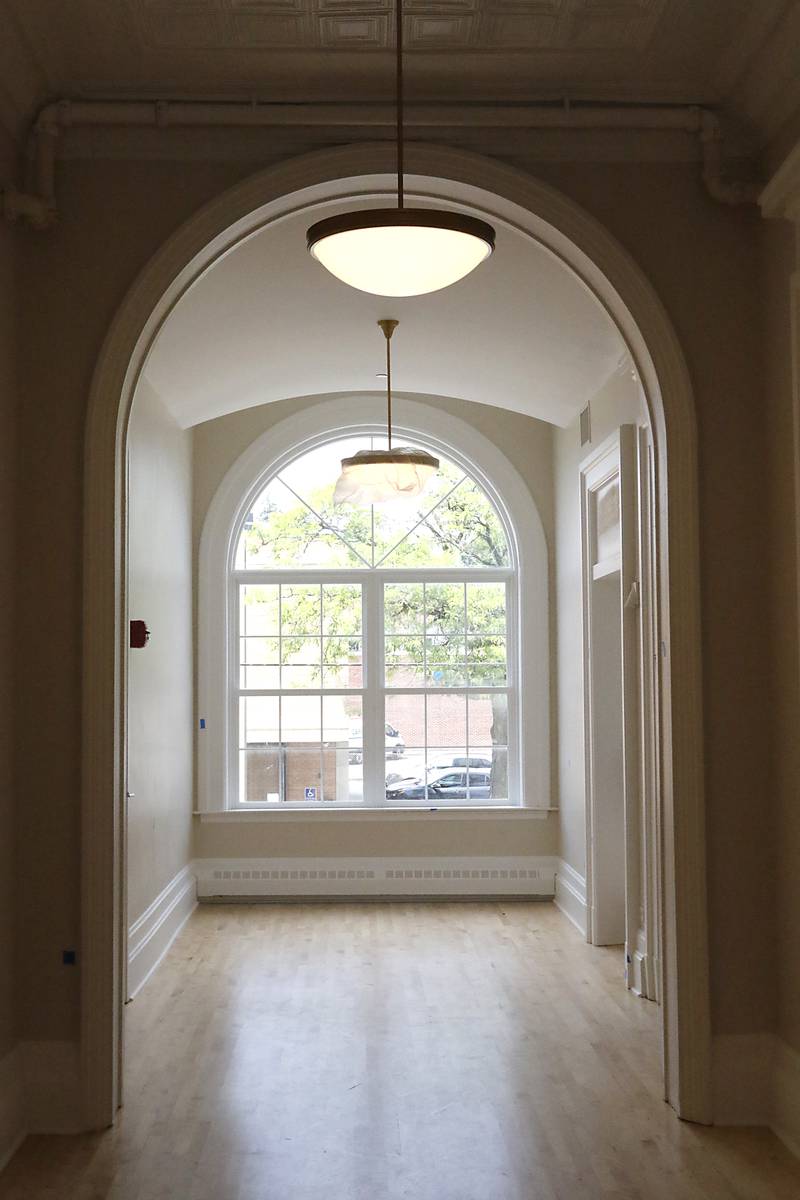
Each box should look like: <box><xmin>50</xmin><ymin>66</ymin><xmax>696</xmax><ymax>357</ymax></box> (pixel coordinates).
<box><xmin>127</xmin><ymin>0</ymin><xmax>673</xmax><ymax>55</ymax></box>
<box><xmin>2</xmin><ymin>1</ymin><xmax>799</xmax><ymax>149</ymax></box>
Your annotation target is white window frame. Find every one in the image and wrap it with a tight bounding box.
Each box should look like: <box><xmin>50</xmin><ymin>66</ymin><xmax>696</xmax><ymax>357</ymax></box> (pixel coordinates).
<box><xmin>198</xmin><ymin>396</ymin><xmax>549</xmax><ymax>813</ymax></box>
<box><xmin>232</xmin><ymin>567</ymin><xmax>517</xmax><ymax>809</ymax></box>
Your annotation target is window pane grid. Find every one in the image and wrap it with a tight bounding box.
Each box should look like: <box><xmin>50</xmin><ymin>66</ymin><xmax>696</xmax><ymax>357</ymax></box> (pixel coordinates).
<box><xmin>237</xmin><ymin>581</ymin><xmax>365</xmax><ymax>804</ymax></box>
<box><xmin>239</xmin><ymin>583</ymin><xmax>363</xmax><ymax>693</ymax></box>
<box><xmin>238</xmin><ymin>693</ymin><xmax>363</xmax><ymax>804</ymax></box>
<box><xmin>382</xmin><ymin>577</ymin><xmax>509</xmax><ymax>804</ymax></box>
<box><xmin>230</xmin><ymin>438</ymin><xmax>517</xmax><ymax>810</ymax></box>
<box><xmin>236</xmin><ymin>437</ymin><xmax>510</xmax><ymax>572</ymax></box>
<box><xmin>383</xmin><ymin>693</ymin><xmax>509</xmax><ymax>804</ymax></box>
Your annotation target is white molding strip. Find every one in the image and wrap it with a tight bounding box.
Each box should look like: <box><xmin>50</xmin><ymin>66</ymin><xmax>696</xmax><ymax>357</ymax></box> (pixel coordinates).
<box><xmin>0</xmin><ymin>1044</ymin><xmax>24</xmax><ymax>1172</ymax></box>
<box><xmin>195</xmin><ymin>856</ymin><xmax>556</xmax><ymax>899</ymax></box>
<box><xmin>554</xmin><ymin>859</ymin><xmax>587</xmax><ymax>936</ymax></box>
<box><xmin>774</xmin><ymin>1037</ymin><xmax>800</xmax><ymax>1159</ymax></box>
<box><xmin>630</xmin><ymin>949</ymin><xmax>658</xmax><ymax>1001</ymax></box>
<box><xmin>195</xmin><ymin>807</ymin><xmax>553</xmax><ymax>823</ymax></box>
<box><xmin>127</xmin><ymin>865</ymin><xmax>197</xmax><ymax>999</ymax></box>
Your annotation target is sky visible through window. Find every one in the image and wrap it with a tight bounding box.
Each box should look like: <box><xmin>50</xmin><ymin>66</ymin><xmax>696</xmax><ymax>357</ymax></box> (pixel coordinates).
<box><xmin>235</xmin><ymin>436</ymin><xmax>511</xmax><ymax>571</ymax></box>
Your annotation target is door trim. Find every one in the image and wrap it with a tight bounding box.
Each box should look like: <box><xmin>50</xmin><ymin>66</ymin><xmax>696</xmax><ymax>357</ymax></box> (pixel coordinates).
<box><xmin>81</xmin><ymin>142</ymin><xmax>711</xmax><ymax>1126</ymax></box>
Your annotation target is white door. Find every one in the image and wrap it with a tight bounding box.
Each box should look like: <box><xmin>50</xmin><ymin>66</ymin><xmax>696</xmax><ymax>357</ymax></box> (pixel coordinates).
<box><xmin>581</xmin><ymin>426</ymin><xmax>656</xmax><ymax>993</ymax></box>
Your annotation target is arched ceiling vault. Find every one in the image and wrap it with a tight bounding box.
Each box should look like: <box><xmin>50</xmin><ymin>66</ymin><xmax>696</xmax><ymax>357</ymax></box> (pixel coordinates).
<box><xmin>143</xmin><ymin>185</ymin><xmax>632</xmax><ymax>429</ymax></box>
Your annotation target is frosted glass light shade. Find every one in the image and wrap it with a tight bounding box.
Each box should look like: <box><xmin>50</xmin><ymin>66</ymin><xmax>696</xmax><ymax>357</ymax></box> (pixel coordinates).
<box><xmin>307</xmin><ymin>209</ymin><xmax>495</xmax><ymax>297</ymax></box>
<box><xmin>334</xmin><ymin>447</ymin><xmax>439</xmax><ymax>505</ymax></box>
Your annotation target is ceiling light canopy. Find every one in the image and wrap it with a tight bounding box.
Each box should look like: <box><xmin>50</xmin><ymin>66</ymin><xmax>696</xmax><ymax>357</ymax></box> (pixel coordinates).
<box><xmin>307</xmin><ymin>0</ymin><xmax>495</xmax><ymax>298</ymax></box>
<box><xmin>334</xmin><ymin>319</ymin><xmax>438</xmax><ymax>506</ymax></box>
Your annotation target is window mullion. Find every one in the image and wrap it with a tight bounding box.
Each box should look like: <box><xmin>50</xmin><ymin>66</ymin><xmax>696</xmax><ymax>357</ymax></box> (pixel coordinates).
<box><xmin>363</xmin><ymin>574</ymin><xmax>384</xmax><ymax>807</ymax></box>
<box><xmin>464</xmin><ymin>581</ymin><xmax>470</xmax><ymax>797</ymax></box>
<box><xmin>423</xmin><ymin>582</ymin><xmax>429</xmax><ymax>799</ymax></box>
<box><xmin>231</xmin><ymin>579</ymin><xmax>242</xmax><ymax>809</ymax></box>
<box><xmin>506</xmin><ymin>576</ymin><xmax>517</xmax><ymax>805</ymax></box>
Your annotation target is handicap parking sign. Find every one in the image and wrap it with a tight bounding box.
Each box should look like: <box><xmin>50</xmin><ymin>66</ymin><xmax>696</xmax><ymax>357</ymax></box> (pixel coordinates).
<box><xmin>304</xmin><ymin>786</ymin><xmax>318</xmax><ymax>800</ymax></box>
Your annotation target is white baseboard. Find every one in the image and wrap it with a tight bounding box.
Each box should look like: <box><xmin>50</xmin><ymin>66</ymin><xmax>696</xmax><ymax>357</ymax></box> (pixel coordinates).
<box><xmin>195</xmin><ymin>855</ymin><xmax>556</xmax><ymax>899</ymax></box>
<box><xmin>0</xmin><ymin>1044</ymin><xmax>25</xmax><ymax>1172</ymax></box>
<box><xmin>128</xmin><ymin>865</ymin><xmax>197</xmax><ymax>999</ymax></box>
<box><xmin>554</xmin><ymin>859</ymin><xmax>587</xmax><ymax>935</ymax></box>
<box><xmin>629</xmin><ymin>949</ymin><xmax>657</xmax><ymax>999</ymax></box>
<box><xmin>774</xmin><ymin>1037</ymin><xmax>800</xmax><ymax>1159</ymax></box>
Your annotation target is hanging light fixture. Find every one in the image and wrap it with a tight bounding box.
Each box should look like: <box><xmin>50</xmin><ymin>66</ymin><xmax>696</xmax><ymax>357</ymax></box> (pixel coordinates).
<box><xmin>307</xmin><ymin>0</ymin><xmax>495</xmax><ymax>297</ymax></box>
<box><xmin>334</xmin><ymin>320</ymin><xmax>439</xmax><ymax>505</ymax></box>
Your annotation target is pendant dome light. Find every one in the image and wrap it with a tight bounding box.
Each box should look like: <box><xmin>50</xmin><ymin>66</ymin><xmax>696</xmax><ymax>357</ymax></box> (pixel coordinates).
<box><xmin>334</xmin><ymin>320</ymin><xmax>439</xmax><ymax>505</ymax></box>
<box><xmin>307</xmin><ymin>0</ymin><xmax>495</xmax><ymax>297</ymax></box>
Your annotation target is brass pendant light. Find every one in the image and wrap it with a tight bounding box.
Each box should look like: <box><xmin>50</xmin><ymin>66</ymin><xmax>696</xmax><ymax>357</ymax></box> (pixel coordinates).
<box><xmin>333</xmin><ymin>320</ymin><xmax>439</xmax><ymax>504</ymax></box>
<box><xmin>307</xmin><ymin>0</ymin><xmax>495</xmax><ymax>298</ymax></box>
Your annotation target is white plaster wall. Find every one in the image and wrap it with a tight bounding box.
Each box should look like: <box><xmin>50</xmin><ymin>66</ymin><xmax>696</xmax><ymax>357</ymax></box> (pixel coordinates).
<box><xmin>127</xmin><ymin>379</ymin><xmax>194</xmax><ymax>924</ymax></box>
<box><xmin>554</xmin><ymin>363</ymin><xmax>645</xmax><ymax>877</ymax></box>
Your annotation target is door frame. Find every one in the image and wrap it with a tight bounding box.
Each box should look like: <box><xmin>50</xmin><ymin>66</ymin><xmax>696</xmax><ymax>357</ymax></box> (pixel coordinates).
<box><xmin>580</xmin><ymin>425</ymin><xmax>659</xmax><ymax>1001</ymax></box>
<box><xmin>81</xmin><ymin>141</ymin><xmax>711</xmax><ymax>1127</ymax></box>
<box><xmin>580</xmin><ymin>428</ymin><xmax>630</xmax><ymax>951</ymax></box>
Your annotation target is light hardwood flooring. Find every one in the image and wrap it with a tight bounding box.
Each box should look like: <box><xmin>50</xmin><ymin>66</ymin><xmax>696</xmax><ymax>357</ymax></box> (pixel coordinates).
<box><xmin>3</xmin><ymin>901</ymin><xmax>800</xmax><ymax>1199</ymax></box>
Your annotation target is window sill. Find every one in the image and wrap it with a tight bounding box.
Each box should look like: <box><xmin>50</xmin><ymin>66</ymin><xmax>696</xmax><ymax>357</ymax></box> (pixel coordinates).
<box><xmin>193</xmin><ymin>806</ymin><xmax>556</xmax><ymax>824</ymax></box>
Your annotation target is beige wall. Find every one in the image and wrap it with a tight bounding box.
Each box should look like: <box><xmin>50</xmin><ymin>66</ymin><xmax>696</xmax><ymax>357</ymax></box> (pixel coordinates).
<box><xmin>540</xmin><ymin>161</ymin><xmax>774</xmax><ymax>1038</ymax></box>
<box><xmin>191</xmin><ymin>391</ymin><xmax>558</xmax><ymax>860</ymax></box>
<box><xmin>554</xmin><ymin>364</ymin><xmax>644</xmax><ymax>879</ymax></box>
<box><xmin>0</xmin><ymin>129</ymin><xmax>18</xmax><ymax>1064</ymax></box>
<box><xmin>8</xmin><ymin>137</ymin><xmax>783</xmax><ymax>1050</ymax></box>
<box><xmin>15</xmin><ymin>160</ymin><xmax>246</xmax><ymax>1045</ymax></box>
<box><xmin>127</xmin><ymin>379</ymin><xmax>194</xmax><ymax>924</ymax></box>
<box><xmin>193</xmin><ymin>814</ymin><xmax>558</xmax><ymax>859</ymax></box>
<box><xmin>762</xmin><ymin>217</ymin><xmax>800</xmax><ymax>1057</ymax></box>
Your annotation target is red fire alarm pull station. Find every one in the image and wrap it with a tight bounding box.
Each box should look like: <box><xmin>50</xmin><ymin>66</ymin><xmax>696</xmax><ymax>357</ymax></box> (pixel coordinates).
<box><xmin>129</xmin><ymin>620</ymin><xmax>151</xmax><ymax>649</ymax></box>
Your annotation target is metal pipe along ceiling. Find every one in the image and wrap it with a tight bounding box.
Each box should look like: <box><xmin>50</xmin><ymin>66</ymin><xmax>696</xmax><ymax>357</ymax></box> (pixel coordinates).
<box><xmin>0</xmin><ymin>98</ymin><xmax>760</xmax><ymax>229</ymax></box>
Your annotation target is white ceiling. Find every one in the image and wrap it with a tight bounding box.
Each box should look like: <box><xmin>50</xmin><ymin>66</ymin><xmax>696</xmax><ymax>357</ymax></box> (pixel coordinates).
<box><xmin>143</xmin><ymin>192</ymin><xmax>628</xmax><ymax>429</ymax></box>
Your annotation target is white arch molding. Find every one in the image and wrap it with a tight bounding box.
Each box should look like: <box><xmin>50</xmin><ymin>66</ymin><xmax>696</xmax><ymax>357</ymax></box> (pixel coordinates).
<box><xmin>82</xmin><ymin>143</ymin><xmax>710</xmax><ymax>1129</ymax></box>
<box><xmin>197</xmin><ymin>396</ymin><xmax>550</xmax><ymax>814</ymax></box>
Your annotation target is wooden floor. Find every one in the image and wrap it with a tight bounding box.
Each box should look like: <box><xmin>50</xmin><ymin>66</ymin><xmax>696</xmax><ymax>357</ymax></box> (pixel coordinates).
<box><xmin>2</xmin><ymin>902</ymin><xmax>800</xmax><ymax>1199</ymax></box>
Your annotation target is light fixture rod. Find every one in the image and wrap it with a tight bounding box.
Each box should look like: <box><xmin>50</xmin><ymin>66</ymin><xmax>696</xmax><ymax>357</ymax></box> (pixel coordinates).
<box><xmin>378</xmin><ymin>318</ymin><xmax>399</xmax><ymax>449</ymax></box>
<box><xmin>396</xmin><ymin>0</ymin><xmax>404</xmax><ymax>210</ymax></box>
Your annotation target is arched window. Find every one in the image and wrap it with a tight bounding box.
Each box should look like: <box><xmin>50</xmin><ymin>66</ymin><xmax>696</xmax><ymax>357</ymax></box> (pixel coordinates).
<box><xmin>198</xmin><ymin>399</ymin><xmax>548</xmax><ymax>812</ymax></box>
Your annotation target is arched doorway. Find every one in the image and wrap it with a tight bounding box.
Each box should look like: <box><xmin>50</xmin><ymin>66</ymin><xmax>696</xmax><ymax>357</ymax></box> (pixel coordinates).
<box><xmin>81</xmin><ymin>143</ymin><xmax>709</xmax><ymax>1129</ymax></box>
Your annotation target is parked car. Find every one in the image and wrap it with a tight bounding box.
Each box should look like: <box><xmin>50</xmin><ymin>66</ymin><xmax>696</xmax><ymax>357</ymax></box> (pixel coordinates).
<box><xmin>426</xmin><ymin>754</ymin><xmax>492</xmax><ymax>774</ymax></box>
<box><xmin>349</xmin><ymin>723</ymin><xmax>406</xmax><ymax>764</ymax></box>
<box><xmin>385</xmin><ymin>770</ymin><xmax>409</xmax><ymax>788</ymax></box>
<box><xmin>386</xmin><ymin>767</ymin><xmax>492</xmax><ymax>801</ymax></box>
